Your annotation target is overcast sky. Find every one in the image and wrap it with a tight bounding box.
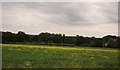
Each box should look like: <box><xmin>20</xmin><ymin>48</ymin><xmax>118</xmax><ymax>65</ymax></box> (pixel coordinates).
<box><xmin>2</xmin><ymin>2</ymin><xmax>118</xmax><ymax>37</ymax></box>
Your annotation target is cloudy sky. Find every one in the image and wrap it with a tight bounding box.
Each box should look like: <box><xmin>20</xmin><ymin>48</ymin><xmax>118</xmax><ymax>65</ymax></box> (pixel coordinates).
<box><xmin>2</xmin><ymin>2</ymin><xmax>118</xmax><ymax>37</ymax></box>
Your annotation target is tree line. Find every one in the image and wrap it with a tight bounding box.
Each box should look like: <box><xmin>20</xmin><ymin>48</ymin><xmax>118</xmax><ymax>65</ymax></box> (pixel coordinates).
<box><xmin>1</xmin><ymin>31</ymin><xmax>119</xmax><ymax>48</ymax></box>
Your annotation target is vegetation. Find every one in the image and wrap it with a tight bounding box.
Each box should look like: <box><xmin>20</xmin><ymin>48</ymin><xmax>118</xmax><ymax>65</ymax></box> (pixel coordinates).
<box><xmin>1</xmin><ymin>31</ymin><xmax>119</xmax><ymax>48</ymax></box>
<box><xmin>1</xmin><ymin>31</ymin><xmax>119</xmax><ymax>68</ymax></box>
<box><xmin>2</xmin><ymin>44</ymin><xmax>118</xmax><ymax>68</ymax></box>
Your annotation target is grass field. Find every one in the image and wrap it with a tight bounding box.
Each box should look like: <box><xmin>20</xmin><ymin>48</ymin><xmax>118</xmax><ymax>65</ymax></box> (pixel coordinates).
<box><xmin>1</xmin><ymin>44</ymin><xmax>119</xmax><ymax>68</ymax></box>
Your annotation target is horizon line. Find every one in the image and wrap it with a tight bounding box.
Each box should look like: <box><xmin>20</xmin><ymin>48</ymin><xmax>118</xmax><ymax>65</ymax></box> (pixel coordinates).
<box><xmin>1</xmin><ymin>30</ymin><xmax>118</xmax><ymax>38</ymax></box>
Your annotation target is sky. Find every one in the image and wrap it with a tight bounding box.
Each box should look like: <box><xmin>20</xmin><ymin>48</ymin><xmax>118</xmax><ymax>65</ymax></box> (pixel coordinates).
<box><xmin>2</xmin><ymin>0</ymin><xmax>119</xmax><ymax>2</ymax></box>
<box><xmin>2</xmin><ymin>2</ymin><xmax>118</xmax><ymax>38</ymax></box>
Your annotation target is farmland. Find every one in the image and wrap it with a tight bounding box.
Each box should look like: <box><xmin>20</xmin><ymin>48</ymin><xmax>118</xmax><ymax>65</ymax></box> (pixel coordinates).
<box><xmin>1</xmin><ymin>44</ymin><xmax>118</xmax><ymax>68</ymax></box>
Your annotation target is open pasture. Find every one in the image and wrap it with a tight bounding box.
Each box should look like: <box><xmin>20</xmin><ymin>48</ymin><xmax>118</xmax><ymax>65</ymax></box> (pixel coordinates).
<box><xmin>1</xmin><ymin>44</ymin><xmax>118</xmax><ymax>68</ymax></box>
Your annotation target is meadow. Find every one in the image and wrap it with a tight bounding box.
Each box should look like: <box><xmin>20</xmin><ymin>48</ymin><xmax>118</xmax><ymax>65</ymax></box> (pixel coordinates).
<box><xmin>1</xmin><ymin>44</ymin><xmax>119</xmax><ymax>68</ymax></box>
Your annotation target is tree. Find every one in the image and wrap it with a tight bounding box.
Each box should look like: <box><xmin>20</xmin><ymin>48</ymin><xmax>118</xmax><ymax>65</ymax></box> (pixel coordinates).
<box><xmin>105</xmin><ymin>38</ymin><xmax>119</xmax><ymax>48</ymax></box>
<box><xmin>17</xmin><ymin>31</ymin><xmax>28</xmax><ymax>42</ymax></box>
<box><xmin>1</xmin><ymin>31</ymin><xmax>119</xmax><ymax>48</ymax></box>
<box><xmin>62</xmin><ymin>34</ymin><xmax>65</xmax><ymax>43</ymax></box>
<box><xmin>89</xmin><ymin>38</ymin><xmax>103</xmax><ymax>47</ymax></box>
<box><xmin>2</xmin><ymin>31</ymin><xmax>17</xmax><ymax>43</ymax></box>
<box><xmin>75</xmin><ymin>35</ymin><xmax>86</xmax><ymax>46</ymax></box>
<box><xmin>102</xmin><ymin>35</ymin><xmax>117</xmax><ymax>48</ymax></box>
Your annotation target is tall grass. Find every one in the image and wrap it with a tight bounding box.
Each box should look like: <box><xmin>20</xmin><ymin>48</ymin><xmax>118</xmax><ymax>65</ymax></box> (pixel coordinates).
<box><xmin>1</xmin><ymin>44</ymin><xmax>118</xmax><ymax>68</ymax></box>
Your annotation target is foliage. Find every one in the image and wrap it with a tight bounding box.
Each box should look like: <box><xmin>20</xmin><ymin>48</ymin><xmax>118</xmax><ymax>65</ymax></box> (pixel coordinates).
<box><xmin>1</xmin><ymin>31</ymin><xmax>119</xmax><ymax>48</ymax></box>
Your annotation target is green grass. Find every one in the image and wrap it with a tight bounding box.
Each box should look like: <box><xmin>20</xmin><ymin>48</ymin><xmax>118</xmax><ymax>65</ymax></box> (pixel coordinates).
<box><xmin>1</xmin><ymin>44</ymin><xmax>119</xmax><ymax>68</ymax></box>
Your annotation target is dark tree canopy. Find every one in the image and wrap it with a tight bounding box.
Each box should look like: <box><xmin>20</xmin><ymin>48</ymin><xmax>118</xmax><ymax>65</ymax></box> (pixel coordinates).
<box><xmin>1</xmin><ymin>31</ymin><xmax>119</xmax><ymax>48</ymax></box>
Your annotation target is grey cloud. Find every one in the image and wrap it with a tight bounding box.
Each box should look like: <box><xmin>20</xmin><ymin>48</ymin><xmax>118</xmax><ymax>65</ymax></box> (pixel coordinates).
<box><xmin>2</xmin><ymin>2</ymin><xmax>118</xmax><ymax>37</ymax></box>
<box><xmin>3</xmin><ymin>2</ymin><xmax>118</xmax><ymax>26</ymax></box>
<box><xmin>0</xmin><ymin>3</ymin><xmax>2</xmax><ymax>30</ymax></box>
<box><xmin>2</xmin><ymin>0</ymin><xmax>119</xmax><ymax>2</ymax></box>
<box><xmin>96</xmin><ymin>2</ymin><xmax>118</xmax><ymax>24</ymax></box>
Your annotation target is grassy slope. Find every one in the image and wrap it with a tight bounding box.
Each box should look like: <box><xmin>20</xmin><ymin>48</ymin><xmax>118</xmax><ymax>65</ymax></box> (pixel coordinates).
<box><xmin>1</xmin><ymin>44</ymin><xmax>118</xmax><ymax>68</ymax></box>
